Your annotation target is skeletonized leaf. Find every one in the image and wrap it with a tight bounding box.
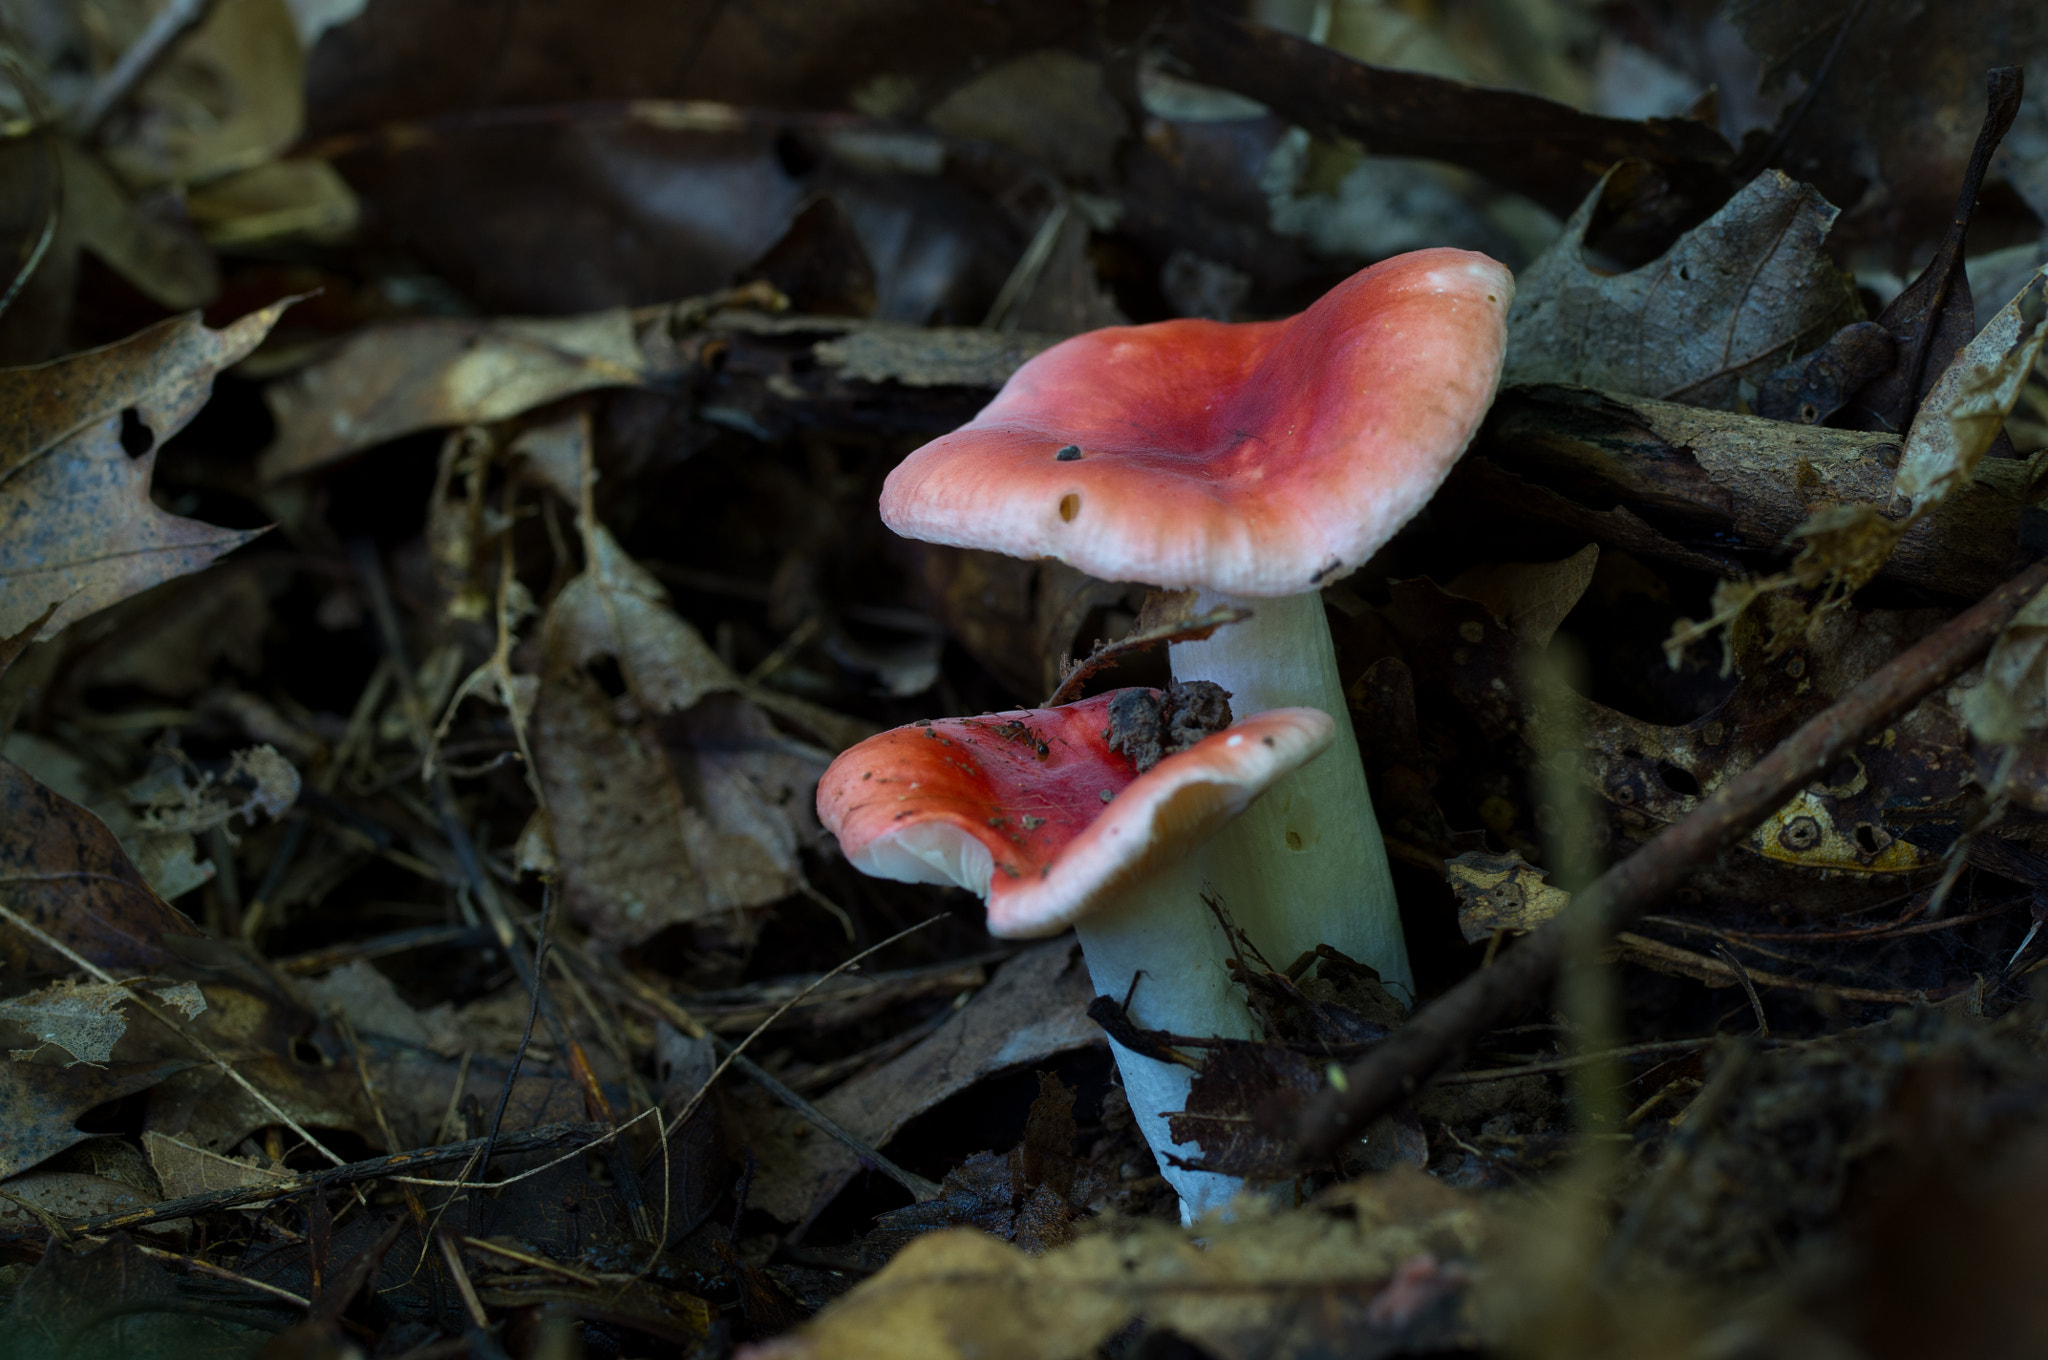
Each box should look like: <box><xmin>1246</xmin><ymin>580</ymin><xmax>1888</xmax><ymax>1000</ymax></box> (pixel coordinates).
<box><xmin>1505</xmin><ymin>169</ymin><xmax>1861</xmax><ymax>410</ymax></box>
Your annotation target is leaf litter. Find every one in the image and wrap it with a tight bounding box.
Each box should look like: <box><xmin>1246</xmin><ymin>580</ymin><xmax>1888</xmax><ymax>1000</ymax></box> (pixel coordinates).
<box><xmin>1</xmin><ymin>2</ymin><xmax>2047</xmax><ymax>1357</ymax></box>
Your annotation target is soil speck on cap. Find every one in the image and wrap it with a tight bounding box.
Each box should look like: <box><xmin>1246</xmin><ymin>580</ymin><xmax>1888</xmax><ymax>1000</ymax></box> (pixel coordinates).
<box><xmin>1056</xmin><ymin>444</ymin><xmax>1082</xmax><ymax>460</ymax></box>
<box><xmin>1106</xmin><ymin>681</ymin><xmax>1234</xmax><ymax>772</ymax></box>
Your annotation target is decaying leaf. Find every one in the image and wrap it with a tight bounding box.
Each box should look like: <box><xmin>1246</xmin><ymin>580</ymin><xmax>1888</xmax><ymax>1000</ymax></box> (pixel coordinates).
<box><xmin>1962</xmin><ymin>582</ymin><xmax>2048</xmax><ymax>746</ymax></box>
<box><xmin>740</xmin><ymin>941</ymin><xmax>1101</xmax><ymax>1224</ymax></box>
<box><xmin>0</xmin><ymin>760</ymin><xmax>202</xmax><ymax>982</ymax></box>
<box><xmin>530</xmin><ymin>532</ymin><xmax>816</xmax><ymax>943</ymax></box>
<box><xmin>746</xmin><ymin>1169</ymin><xmax>1495</xmax><ymax>1360</ymax></box>
<box><xmin>1504</xmin><ymin>168</ymin><xmax>1862</xmax><ymax>410</ymax></box>
<box><xmin>0</xmin><ymin>308</ymin><xmax>280</xmax><ymax>486</ymax></box>
<box><xmin>1447</xmin><ymin>850</ymin><xmax>1573</xmax><ymax>942</ymax></box>
<box><xmin>1669</xmin><ymin>270</ymin><xmax>2048</xmax><ymax>662</ymax></box>
<box><xmin>1442</xmin><ymin>546</ymin><xmax>1600</xmax><ymax>650</ymax></box>
<box><xmin>98</xmin><ymin>0</ymin><xmax>305</xmax><ymax>189</ymax></box>
<box><xmin>141</xmin><ymin>1131</ymin><xmax>291</xmax><ymax>1201</ymax></box>
<box><xmin>0</xmin><ymin>979</ymin><xmax>203</xmax><ymax>1067</ymax></box>
<box><xmin>0</xmin><ymin>1059</ymin><xmax>193</xmax><ymax>1181</ymax></box>
<box><xmin>0</xmin><ymin>304</ymin><xmax>284</xmax><ymax>641</ymax></box>
<box><xmin>0</xmin><ymin>1235</ymin><xmax>274</xmax><ymax>1354</ymax></box>
<box><xmin>258</xmin><ymin>284</ymin><xmax>781</xmax><ymax>478</ymax></box>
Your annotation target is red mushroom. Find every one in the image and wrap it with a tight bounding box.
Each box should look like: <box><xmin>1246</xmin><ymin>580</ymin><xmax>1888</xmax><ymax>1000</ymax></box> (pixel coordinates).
<box><xmin>880</xmin><ymin>248</ymin><xmax>1514</xmax><ymax>1009</ymax></box>
<box><xmin>816</xmin><ymin>688</ymin><xmax>1333</xmax><ymax>1214</ymax></box>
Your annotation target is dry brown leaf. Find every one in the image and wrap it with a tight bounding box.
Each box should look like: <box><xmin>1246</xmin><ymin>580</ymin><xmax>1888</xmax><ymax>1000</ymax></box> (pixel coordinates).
<box><xmin>0</xmin><ymin>1169</ymin><xmax>161</xmax><ymax>1236</ymax></box>
<box><xmin>0</xmin><ymin>304</ymin><xmax>284</xmax><ymax>641</ymax></box>
<box><xmin>746</xmin><ymin>1169</ymin><xmax>1496</xmax><ymax>1360</ymax></box>
<box><xmin>136</xmin><ymin>981</ymin><xmax>381</xmax><ymax>1154</ymax></box>
<box><xmin>0</xmin><ymin>1059</ymin><xmax>193</xmax><ymax>1180</ymax></box>
<box><xmin>1443</xmin><ymin>545</ymin><xmax>1600</xmax><ymax>649</ymax></box>
<box><xmin>0</xmin><ymin>307</ymin><xmax>277</xmax><ymax>484</ymax></box>
<box><xmin>141</xmin><ymin>1131</ymin><xmax>290</xmax><ymax>1200</ymax></box>
<box><xmin>529</xmin><ymin>533</ymin><xmax>817</xmax><ymax>943</ymax></box>
<box><xmin>741</xmin><ymin>940</ymin><xmax>1101</xmax><ymax>1224</ymax></box>
<box><xmin>1668</xmin><ymin>271</ymin><xmax>2048</xmax><ymax>665</ymax></box>
<box><xmin>62</xmin><ymin>144</ymin><xmax>220</xmax><ymax>312</ymax></box>
<box><xmin>260</xmin><ymin>310</ymin><xmax>647</xmax><ymax>480</ymax></box>
<box><xmin>1962</xmin><ymin>582</ymin><xmax>2048</xmax><ymax>745</ymax></box>
<box><xmin>1446</xmin><ymin>850</ymin><xmax>1573</xmax><ymax>942</ymax></box>
<box><xmin>99</xmin><ymin>0</ymin><xmax>305</xmax><ymax>188</ymax></box>
<box><xmin>1504</xmin><ymin>168</ymin><xmax>1861</xmax><ymax>410</ymax></box>
<box><xmin>0</xmin><ymin>759</ymin><xmax>201</xmax><ymax>982</ymax></box>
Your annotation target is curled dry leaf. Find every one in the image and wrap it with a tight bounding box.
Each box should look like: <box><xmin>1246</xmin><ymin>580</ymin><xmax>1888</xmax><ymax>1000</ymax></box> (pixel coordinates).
<box><xmin>0</xmin><ymin>304</ymin><xmax>285</xmax><ymax>641</ymax></box>
<box><xmin>258</xmin><ymin>284</ymin><xmax>779</xmax><ymax>479</ymax></box>
<box><xmin>1504</xmin><ymin>169</ymin><xmax>1862</xmax><ymax>410</ymax></box>
<box><xmin>1446</xmin><ymin>850</ymin><xmax>1573</xmax><ymax>942</ymax></box>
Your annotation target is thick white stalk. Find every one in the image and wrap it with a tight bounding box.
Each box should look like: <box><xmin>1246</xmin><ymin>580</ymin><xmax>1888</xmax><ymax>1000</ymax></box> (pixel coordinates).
<box><xmin>1073</xmin><ymin>852</ymin><xmax>1254</xmax><ymax>1219</ymax></box>
<box><xmin>1168</xmin><ymin>590</ymin><xmax>1414</xmax><ymax>997</ymax></box>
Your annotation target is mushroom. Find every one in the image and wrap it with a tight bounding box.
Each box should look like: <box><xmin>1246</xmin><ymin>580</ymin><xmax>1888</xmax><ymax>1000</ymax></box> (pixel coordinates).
<box><xmin>880</xmin><ymin>248</ymin><xmax>1515</xmax><ymax>1004</ymax></box>
<box><xmin>816</xmin><ymin>686</ymin><xmax>1334</xmax><ymax>1214</ymax></box>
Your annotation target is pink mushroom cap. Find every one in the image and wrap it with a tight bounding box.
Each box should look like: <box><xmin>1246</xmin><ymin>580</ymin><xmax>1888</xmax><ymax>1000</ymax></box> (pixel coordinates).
<box><xmin>879</xmin><ymin>248</ymin><xmax>1513</xmax><ymax>597</ymax></box>
<box><xmin>815</xmin><ymin>691</ymin><xmax>1334</xmax><ymax>938</ymax></box>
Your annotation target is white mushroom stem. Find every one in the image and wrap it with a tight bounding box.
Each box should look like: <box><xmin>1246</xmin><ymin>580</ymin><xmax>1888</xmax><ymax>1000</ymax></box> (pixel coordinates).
<box><xmin>1169</xmin><ymin>590</ymin><xmax>1414</xmax><ymax>997</ymax></box>
<box><xmin>1070</xmin><ymin>851</ymin><xmax>1257</xmax><ymax>1220</ymax></box>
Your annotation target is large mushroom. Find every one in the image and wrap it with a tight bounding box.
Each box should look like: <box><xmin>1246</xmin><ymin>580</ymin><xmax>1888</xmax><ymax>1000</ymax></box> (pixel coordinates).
<box><xmin>816</xmin><ymin>686</ymin><xmax>1333</xmax><ymax>1214</ymax></box>
<box><xmin>881</xmin><ymin>248</ymin><xmax>1515</xmax><ymax>1002</ymax></box>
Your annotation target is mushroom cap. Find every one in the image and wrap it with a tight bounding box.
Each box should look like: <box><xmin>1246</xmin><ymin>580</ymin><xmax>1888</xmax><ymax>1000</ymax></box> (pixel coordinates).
<box><xmin>880</xmin><ymin>248</ymin><xmax>1513</xmax><ymax>597</ymax></box>
<box><xmin>815</xmin><ymin>692</ymin><xmax>1334</xmax><ymax>938</ymax></box>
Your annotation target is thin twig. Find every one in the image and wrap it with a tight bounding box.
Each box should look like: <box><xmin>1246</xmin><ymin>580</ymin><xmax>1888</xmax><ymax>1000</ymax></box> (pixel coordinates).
<box><xmin>588</xmin><ymin>949</ymin><xmax>945</xmax><ymax>1203</ymax></box>
<box><xmin>70</xmin><ymin>0</ymin><xmax>223</xmax><ymax>137</ymax></box>
<box><xmin>1712</xmin><ymin>942</ymin><xmax>1770</xmax><ymax>1038</ymax></box>
<box><xmin>0</xmin><ymin>900</ymin><xmax>347</xmax><ymax>1166</ymax></box>
<box><xmin>1292</xmin><ymin>558</ymin><xmax>2048</xmax><ymax>1163</ymax></box>
<box><xmin>122</xmin><ymin>1242</ymin><xmax>311</xmax><ymax>1308</ymax></box>
<box><xmin>60</xmin><ymin>1120</ymin><xmax>608</xmax><ymax>1236</ymax></box>
<box><xmin>657</xmin><ymin>918</ymin><xmax>947</xmax><ymax>1202</ymax></box>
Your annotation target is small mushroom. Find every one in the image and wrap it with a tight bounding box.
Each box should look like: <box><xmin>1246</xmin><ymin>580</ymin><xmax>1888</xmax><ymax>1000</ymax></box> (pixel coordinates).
<box><xmin>880</xmin><ymin>248</ymin><xmax>1514</xmax><ymax>1009</ymax></box>
<box><xmin>816</xmin><ymin>689</ymin><xmax>1333</xmax><ymax>1214</ymax></box>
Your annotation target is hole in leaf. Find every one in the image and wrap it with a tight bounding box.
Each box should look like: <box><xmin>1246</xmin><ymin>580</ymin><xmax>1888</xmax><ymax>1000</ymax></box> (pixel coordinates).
<box><xmin>586</xmin><ymin>655</ymin><xmax>629</xmax><ymax>699</ymax></box>
<box><xmin>1655</xmin><ymin>761</ymin><xmax>1700</xmax><ymax>797</ymax></box>
<box><xmin>119</xmin><ymin>407</ymin><xmax>154</xmax><ymax>458</ymax></box>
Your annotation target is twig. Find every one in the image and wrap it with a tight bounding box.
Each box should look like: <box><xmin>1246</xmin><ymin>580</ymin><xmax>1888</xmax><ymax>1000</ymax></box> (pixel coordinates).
<box><xmin>122</xmin><ymin>1242</ymin><xmax>311</xmax><ymax>1308</ymax></box>
<box><xmin>347</xmin><ymin>540</ymin><xmax>655</xmax><ymax>1237</ymax></box>
<box><xmin>1432</xmin><ymin>1036</ymin><xmax>1718</xmax><ymax>1085</ymax></box>
<box><xmin>61</xmin><ymin>1120</ymin><xmax>609</xmax><ymax>1235</ymax></box>
<box><xmin>1712</xmin><ymin>942</ymin><xmax>1770</xmax><ymax>1038</ymax></box>
<box><xmin>655</xmin><ymin>919</ymin><xmax>948</xmax><ymax>1202</ymax></box>
<box><xmin>70</xmin><ymin>0</ymin><xmax>223</xmax><ymax>137</ymax></box>
<box><xmin>1598</xmin><ymin>1041</ymin><xmax>1752</xmax><ymax>1279</ymax></box>
<box><xmin>1292</xmin><ymin>558</ymin><xmax>2048</xmax><ymax>1163</ymax></box>
<box><xmin>590</xmin><ymin>952</ymin><xmax>945</xmax><ymax>1203</ymax></box>
<box><xmin>0</xmin><ymin>900</ymin><xmax>347</xmax><ymax>1166</ymax></box>
<box><xmin>435</xmin><ymin>1230</ymin><xmax>491</xmax><ymax>1331</ymax></box>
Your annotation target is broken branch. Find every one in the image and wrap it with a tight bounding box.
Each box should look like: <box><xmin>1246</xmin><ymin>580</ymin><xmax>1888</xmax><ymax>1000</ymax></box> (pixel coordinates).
<box><xmin>1291</xmin><ymin>556</ymin><xmax>2048</xmax><ymax>1164</ymax></box>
